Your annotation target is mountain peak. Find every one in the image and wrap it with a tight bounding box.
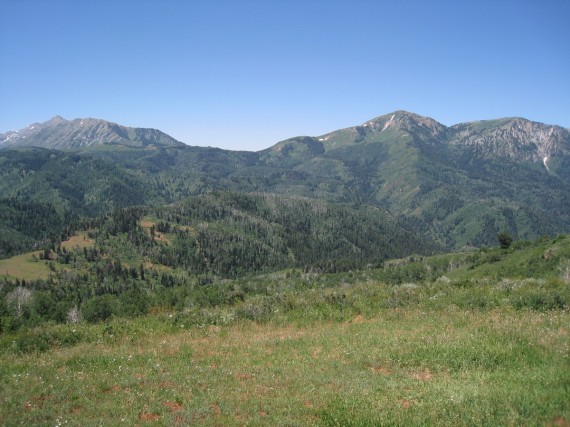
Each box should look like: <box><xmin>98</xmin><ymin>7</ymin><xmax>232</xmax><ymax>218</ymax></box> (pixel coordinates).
<box><xmin>360</xmin><ymin>111</ymin><xmax>446</xmax><ymax>134</ymax></box>
<box><xmin>47</xmin><ymin>115</ymin><xmax>67</xmax><ymax>125</ymax></box>
<box><xmin>0</xmin><ymin>117</ymin><xmax>185</xmax><ymax>150</ymax></box>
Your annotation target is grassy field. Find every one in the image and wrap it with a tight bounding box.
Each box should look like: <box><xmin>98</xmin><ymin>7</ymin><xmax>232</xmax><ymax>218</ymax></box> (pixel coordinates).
<box><xmin>0</xmin><ymin>251</ymin><xmax>51</xmax><ymax>281</ymax></box>
<box><xmin>1</xmin><ymin>293</ymin><xmax>569</xmax><ymax>426</ymax></box>
<box><xmin>60</xmin><ymin>232</ymin><xmax>95</xmax><ymax>251</ymax></box>
<box><xmin>0</xmin><ymin>232</ymin><xmax>95</xmax><ymax>281</ymax></box>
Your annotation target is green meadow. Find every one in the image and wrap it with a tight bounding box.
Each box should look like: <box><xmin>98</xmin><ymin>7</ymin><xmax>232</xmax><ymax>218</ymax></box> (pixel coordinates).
<box><xmin>0</xmin><ymin>251</ymin><xmax>52</xmax><ymax>282</ymax></box>
<box><xmin>1</xmin><ymin>275</ymin><xmax>569</xmax><ymax>426</ymax></box>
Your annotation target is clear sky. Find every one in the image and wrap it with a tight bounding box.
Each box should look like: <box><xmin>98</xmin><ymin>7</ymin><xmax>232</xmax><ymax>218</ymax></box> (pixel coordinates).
<box><xmin>1</xmin><ymin>0</ymin><xmax>568</xmax><ymax>151</ymax></box>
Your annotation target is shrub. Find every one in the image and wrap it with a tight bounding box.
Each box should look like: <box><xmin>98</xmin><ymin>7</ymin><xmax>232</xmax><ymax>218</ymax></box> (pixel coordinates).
<box><xmin>559</xmin><ymin>259</ymin><xmax>570</xmax><ymax>283</ymax></box>
<box><xmin>497</xmin><ymin>231</ymin><xmax>513</xmax><ymax>249</ymax></box>
<box><xmin>82</xmin><ymin>295</ymin><xmax>121</xmax><ymax>323</ymax></box>
<box><xmin>512</xmin><ymin>290</ymin><xmax>567</xmax><ymax>311</ymax></box>
<box><xmin>386</xmin><ymin>283</ymin><xmax>419</xmax><ymax>308</ymax></box>
<box><xmin>237</xmin><ymin>295</ymin><xmax>275</xmax><ymax>321</ymax></box>
<box><xmin>119</xmin><ymin>288</ymin><xmax>149</xmax><ymax>317</ymax></box>
<box><xmin>12</xmin><ymin>327</ymin><xmax>83</xmax><ymax>354</ymax></box>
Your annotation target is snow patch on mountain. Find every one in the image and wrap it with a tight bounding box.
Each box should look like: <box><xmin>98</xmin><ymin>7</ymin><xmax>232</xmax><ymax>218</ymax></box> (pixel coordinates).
<box><xmin>543</xmin><ymin>156</ymin><xmax>551</xmax><ymax>172</ymax></box>
<box><xmin>381</xmin><ymin>115</ymin><xmax>395</xmax><ymax>132</ymax></box>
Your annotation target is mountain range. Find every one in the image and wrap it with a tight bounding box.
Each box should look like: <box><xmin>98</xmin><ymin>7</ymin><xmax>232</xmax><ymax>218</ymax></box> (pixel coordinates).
<box><xmin>0</xmin><ymin>116</ymin><xmax>184</xmax><ymax>149</ymax></box>
<box><xmin>1</xmin><ymin>111</ymin><xmax>569</xmax><ymax>252</ymax></box>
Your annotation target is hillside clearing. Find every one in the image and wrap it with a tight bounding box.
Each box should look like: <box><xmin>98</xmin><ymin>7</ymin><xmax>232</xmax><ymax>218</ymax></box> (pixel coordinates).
<box><xmin>0</xmin><ymin>232</ymin><xmax>94</xmax><ymax>281</ymax></box>
<box><xmin>0</xmin><ymin>251</ymin><xmax>51</xmax><ymax>281</ymax></box>
<box><xmin>60</xmin><ymin>232</ymin><xmax>95</xmax><ymax>250</ymax></box>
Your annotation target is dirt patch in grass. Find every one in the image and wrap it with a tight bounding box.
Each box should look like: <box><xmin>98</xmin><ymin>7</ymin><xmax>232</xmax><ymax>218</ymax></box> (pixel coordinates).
<box><xmin>102</xmin><ymin>385</ymin><xmax>122</xmax><ymax>393</ymax></box>
<box><xmin>210</xmin><ymin>402</ymin><xmax>221</xmax><ymax>416</ymax></box>
<box><xmin>349</xmin><ymin>314</ymin><xmax>364</xmax><ymax>323</ymax></box>
<box><xmin>370</xmin><ymin>365</ymin><xmax>390</xmax><ymax>375</ymax></box>
<box><xmin>310</xmin><ymin>347</ymin><xmax>322</xmax><ymax>358</ymax></box>
<box><xmin>139</xmin><ymin>219</ymin><xmax>170</xmax><ymax>243</ymax></box>
<box><xmin>162</xmin><ymin>401</ymin><xmax>183</xmax><ymax>412</ymax></box>
<box><xmin>236</xmin><ymin>373</ymin><xmax>254</xmax><ymax>380</ymax></box>
<box><xmin>139</xmin><ymin>220</ymin><xmax>155</xmax><ymax>229</ymax></box>
<box><xmin>411</xmin><ymin>369</ymin><xmax>433</xmax><ymax>381</ymax></box>
<box><xmin>23</xmin><ymin>395</ymin><xmax>50</xmax><ymax>410</ymax></box>
<box><xmin>139</xmin><ymin>412</ymin><xmax>161</xmax><ymax>422</ymax></box>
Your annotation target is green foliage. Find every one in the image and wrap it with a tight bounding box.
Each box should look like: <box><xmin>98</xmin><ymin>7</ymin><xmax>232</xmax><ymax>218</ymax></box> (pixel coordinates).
<box><xmin>81</xmin><ymin>294</ymin><xmax>121</xmax><ymax>323</ymax></box>
<box><xmin>1</xmin><ymin>229</ymin><xmax>569</xmax><ymax>336</ymax></box>
<box><xmin>511</xmin><ymin>287</ymin><xmax>567</xmax><ymax>310</ymax></box>
<box><xmin>497</xmin><ymin>230</ymin><xmax>513</xmax><ymax>249</ymax></box>
<box><xmin>0</xmin><ymin>198</ymin><xmax>77</xmax><ymax>258</ymax></box>
<box><xmin>0</xmin><ymin>148</ymin><xmax>154</xmax><ymax>218</ymax></box>
<box><xmin>1</xmin><ymin>115</ymin><xmax>570</xmax><ymax>424</ymax></box>
<box><xmin>119</xmin><ymin>288</ymin><xmax>149</xmax><ymax>317</ymax></box>
<box><xmin>111</xmin><ymin>192</ymin><xmax>439</xmax><ymax>279</ymax></box>
<box><xmin>10</xmin><ymin>326</ymin><xmax>83</xmax><ymax>354</ymax></box>
<box><xmin>237</xmin><ymin>294</ymin><xmax>275</xmax><ymax>321</ymax></box>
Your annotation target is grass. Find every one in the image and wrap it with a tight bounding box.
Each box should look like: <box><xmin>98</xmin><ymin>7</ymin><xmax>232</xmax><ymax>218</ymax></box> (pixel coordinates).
<box><xmin>60</xmin><ymin>232</ymin><xmax>95</xmax><ymax>251</ymax></box>
<box><xmin>0</xmin><ymin>251</ymin><xmax>51</xmax><ymax>281</ymax></box>
<box><xmin>378</xmin><ymin>234</ymin><xmax>570</xmax><ymax>285</ymax></box>
<box><xmin>0</xmin><ymin>232</ymin><xmax>95</xmax><ymax>281</ymax></box>
<box><xmin>1</xmin><ymin>293</ymin><xmax>569</xmax><ymax>426</ymax></box>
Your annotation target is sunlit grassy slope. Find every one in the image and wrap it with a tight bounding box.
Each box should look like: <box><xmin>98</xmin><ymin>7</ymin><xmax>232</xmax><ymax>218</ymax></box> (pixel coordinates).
<box><xmin>1</xmin><ymin>305</ymin><xmax>568</xmax><ymax>426</ymax></box>
<box><xmin>0</xmin><ymin>251</ymin><xmax>51</xmax><ymax>281</ymax></box>
<box><xmin>0</xmin><ymin>232</ymin><xmax>94</xmax><ymax>281</ymax></box>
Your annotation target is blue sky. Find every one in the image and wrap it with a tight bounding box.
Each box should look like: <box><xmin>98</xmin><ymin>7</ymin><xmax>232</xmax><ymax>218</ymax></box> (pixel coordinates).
<box><xmin>1</xmin><ymin>0</ymin><xmax>568</xmax><ymax>151</ymax></box>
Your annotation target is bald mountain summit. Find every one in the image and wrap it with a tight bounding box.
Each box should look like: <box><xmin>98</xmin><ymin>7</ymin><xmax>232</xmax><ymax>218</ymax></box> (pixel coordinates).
<box><xmin>1</xmin><ymin>111</ymin><xmax>569</xmax><ymax>254</ymax></box>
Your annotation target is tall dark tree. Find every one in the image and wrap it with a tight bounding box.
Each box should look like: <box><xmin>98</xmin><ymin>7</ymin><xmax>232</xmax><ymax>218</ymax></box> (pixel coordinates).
<box><xmin>497</xmin><ymin>231</ymin><xmax>513</xmax><ymax>249</ymax></box>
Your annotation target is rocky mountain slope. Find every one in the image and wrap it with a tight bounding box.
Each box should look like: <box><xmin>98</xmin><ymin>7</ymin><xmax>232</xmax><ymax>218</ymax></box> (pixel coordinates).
<box><xmin>262</xmin><ymin>111</ymin><xmax>570</xmax><ymax>247</ymax></box>
<box><xmin>0</xmin><ymin>116</ymin><xmax>185</xmax><ymax>149</ymax></box>
<box><xmin>264</xmin><ymin>110</ymin><xmax>569</xmax><ymax>169</ymax></box>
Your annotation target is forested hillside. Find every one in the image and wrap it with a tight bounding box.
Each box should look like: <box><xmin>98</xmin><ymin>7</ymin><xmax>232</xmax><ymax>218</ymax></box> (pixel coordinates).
<box><xmin>1</xmin><ymin>214</ymin><xmax>568</xmax><ymax>336</ymax></box>
<box><xmin>261</xmin><ymin>111</ymin><xmax>570</xmax><ymax>248</ymax></box>
<box><xmin>0</xmin><ymin>148</ymin><xmax>153</xmax><ymax>215</ymax></box>
<box><xmin>0</xmin><ymin>199</ymin><xmax>77</xmax><ymax>258</ymax></box>
<box><xmin>0</xmin><ymin>191</ymin><xmax>440</xmax><ymax>331</ymax></box>
<box><xmin>2</xmin><ymin>111</ymin><xmax>569</xmax><ymax>251</ymax></box>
